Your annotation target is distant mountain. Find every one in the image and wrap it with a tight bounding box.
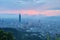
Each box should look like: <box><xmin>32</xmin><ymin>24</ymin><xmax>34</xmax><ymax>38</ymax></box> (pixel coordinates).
<box><xmin>21</xmin><ymin>14</ymin><xmax>60</xmax><ymax>23</ymax></box>
<box><xmin>46</xmin><ymin>16</ymin><xmax>60</xmax><ymax>20</ymax></box>
<box><xmin>21</xmin><ymin>14</ymin><xmax>47</xmax><ymax>22</ymax></box>
<box><xmin>0</xmin><ymin>14</ymin><xmax>19</xmax><ymax>19</ymax></box>
<box><xmin>42</xmin><ymin>16</ymin><xmax>60</xmax><ymax>22</ymax></box>
<box><xmin>22</xmin><ymin>14</ymin><xmax>60</xmax><ymax>18</ymax></box>
<box><xmin>22</xmin><ymin>14</ymin><xmax>46</xmax><ymax>19</ymax></box>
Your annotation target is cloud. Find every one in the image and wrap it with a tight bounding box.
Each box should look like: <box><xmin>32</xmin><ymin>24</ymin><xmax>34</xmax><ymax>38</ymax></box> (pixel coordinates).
<box><xmin>43</xmin><ymin>0</ymin><xmax>60</xmax><ymax>10</ymax></box>
<box><xmin>0</xmin><ymin>0</ymin><xmax>60</xmax><ymax>10</ymax></box>
<box><xmin>0</xmin><ymin>0</ymin><xmax>20</xmax><ymax>10</ymax></box>
<box><xmin>0</xmin><ymin>10</ymin><xmax>19</xmax><ymax>14</ymax></box>
<box><xmin>17</xmin><ymin>0</ymin><xmax>45</xmax><ymax>10</ymax></box>
<box><xmin>41</xmin><ymin>10</ymin><xmax>60</xmax><ymax>16</ymax></box>
<box><xmin>20</xmin><ymin>10</ymin><xmax>60</xmax><ymax>16</ymax></box>
<box><xmin>0</xmin><ymin>0</ymin><xmax>46</xmax><ymax>10</ymax></box>
<box><xmin>19</xmin><ymin>0</ymin><xmax>60</xmax><ymax>10</ymax></box>
<box><xmin>20</xmin><ymin>10</ymin><xmax>40</xmax><ymax>15</ymax></box>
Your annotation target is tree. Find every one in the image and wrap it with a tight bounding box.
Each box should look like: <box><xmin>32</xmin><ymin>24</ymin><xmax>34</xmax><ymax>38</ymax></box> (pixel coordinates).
<box><xmin>55</xmin><ymin>34</ymin><xmax>60</xmax><ymax>40</ymax></box>
<box><xmin>46</xmin><ymin>33</ymin><xmax>51</xmax><ymax>40</ymax></box>
<box><xmin>0</xmin><ymin>30</ymin><xmax>15</xmax><ymax>40</ymax></box>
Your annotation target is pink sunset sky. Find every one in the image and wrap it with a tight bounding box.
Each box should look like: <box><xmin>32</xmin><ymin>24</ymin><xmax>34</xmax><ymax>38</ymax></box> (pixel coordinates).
<box><xmin>20</xmin><ymin>10</ymin><xmax>60</xmax><ymax>16</ymax></box>
<box><xmin>0</xmin><ymin>10</ymin><xmax>60</xmax><ymax>16</ymax></box>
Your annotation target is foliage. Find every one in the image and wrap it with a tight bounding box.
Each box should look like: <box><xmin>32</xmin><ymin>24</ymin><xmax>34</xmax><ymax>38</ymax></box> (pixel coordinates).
<box><xmin>46</xmin><ymin>33</ymin><xmax>51</xmax><ymax>40</ymax></box>
<box><xmin>55</xmin><ymin>34</ymin><xmax>60</xmax><ymax>40</ymax></box>
<box><xmin>0</xmin><ymin>30</ymin><xmax>15</xmax><ymax>40</ymax></box>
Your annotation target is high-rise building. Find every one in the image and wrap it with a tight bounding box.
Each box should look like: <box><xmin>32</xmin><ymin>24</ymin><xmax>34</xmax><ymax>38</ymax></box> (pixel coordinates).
<box><xmin>19</xmin><ymin>14</ymin><xmax>21</xmax><ymax>22</ymax></box>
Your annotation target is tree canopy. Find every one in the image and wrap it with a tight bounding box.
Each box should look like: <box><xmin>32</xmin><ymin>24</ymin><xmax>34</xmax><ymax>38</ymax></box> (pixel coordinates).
<box><xmin>0</xmin><ymin>30</ymin><xmax>15</xmax><ymax>40</ymax></box>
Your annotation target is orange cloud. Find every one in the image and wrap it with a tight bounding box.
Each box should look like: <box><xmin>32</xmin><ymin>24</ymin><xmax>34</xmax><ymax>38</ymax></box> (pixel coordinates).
<box><xmin>0</xmin><ymin>10</ymin><xmax>60</xmax><ymax>16</ymax></box>
<box><xmin>20</xmin><ymin>10</ymin><xmax>40</xmax><ymax>15</ymax></box>
<box><xmin>42</xmin><ymin>10</ymin><xmax>60</xmax><ymax>16</ymax></box>
<box><xmin>20</xmin><ymin>10</ymin><xmax>60</xmax><ymax>16</ymax></box>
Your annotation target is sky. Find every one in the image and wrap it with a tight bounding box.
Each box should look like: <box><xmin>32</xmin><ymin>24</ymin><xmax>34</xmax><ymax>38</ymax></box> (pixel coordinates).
<box><xmin>0</xmin><ymin>0</ymin><xmax>60</xmax><ymax>16</ymax></box>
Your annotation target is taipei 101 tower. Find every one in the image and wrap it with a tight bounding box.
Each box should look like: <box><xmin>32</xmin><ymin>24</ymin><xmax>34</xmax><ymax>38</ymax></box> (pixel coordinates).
<box><xmin>19</xmin><ymin>14</ymin><xmax>21</xmax><ymax>23</ymax></box>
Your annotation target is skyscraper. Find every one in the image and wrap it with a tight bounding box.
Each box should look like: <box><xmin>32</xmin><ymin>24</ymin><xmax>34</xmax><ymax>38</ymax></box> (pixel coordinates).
<box><xmin>19</xmin><ymin>14</ymin><xmax>21</xmax><ymax>22</ymax></box>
